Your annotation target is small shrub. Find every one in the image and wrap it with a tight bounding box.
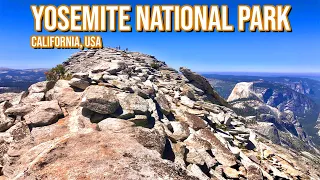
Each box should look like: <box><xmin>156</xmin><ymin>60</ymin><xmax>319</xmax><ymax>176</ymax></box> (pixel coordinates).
<box><xmin>150</xmin><ymin>62</ymin><xmax>160</xmax><ymax>70</ymax></box>
<box><xmin>45</xmin><ymin>64</ymin><xmax>72</xmax><ymax>81</ymax></box>
<box><xmin>216</xmin><ymin>123</ymin><xmax>227</xmax><ymax>131</ymax></box>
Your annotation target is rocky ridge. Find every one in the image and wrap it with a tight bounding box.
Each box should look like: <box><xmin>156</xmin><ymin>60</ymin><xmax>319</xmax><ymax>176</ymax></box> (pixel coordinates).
<box><xmin>0</xmin><ymin>48</ymin><xmax>319</xmax><ymax>179</ymax></box>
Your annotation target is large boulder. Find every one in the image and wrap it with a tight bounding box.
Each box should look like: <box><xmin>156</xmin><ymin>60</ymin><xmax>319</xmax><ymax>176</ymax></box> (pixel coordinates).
<box><xmin>180</xmin><ymin>96</ymin><xmax>195</xmax><ymax>108</ymax></box>
<box><xmin>196</xmin><ymin>129</ymin><xmax>237</xmax><ymax>167</ymax></box>
<box><xmin>133</xmin><ymin>127</ymin><xmax>167</xmax><ymax>155</ymax></box>
<box><xmin>168</xmin><ymin>121</ymin><xmax>190</xmax><ymax>141</ymax></box>
<box><xmin>46</xmin><ymin>80</ymin><xmax>82</xmax><ymax>110</ymax></box>
<box><xmin>187</xmin><ymin>164</ymin><xmax>210</xmax><ymax>180</ymax></box>
<box><xmin>179</xmin><ymin>67</ymin><xmax>229</xmax><ymax>107</ymax></box>
<box><xmin>0</xmin><ymin>102</ymin><xmax>14</xmax><ymax>132</ymax></box>
<box><xmin>223</xmin><ymin>167</ymin><xmax>240</xmax><ymax>179</ymax></box>
<box><xmin>184</xmin><ymin>134</ymin><xmax>211</xmax><ymax>150</ymax></box>
<box><xmin>69</xmin><ymin>78</ymin><xmax>90</xmax><ymax>90</ymax></box>
<box><xmin>80</xmin><ymin>85</ymin><xmax>120</xmax><ymax>114</ymax></box>
<box><xmin>186</xmin><ymin>148</ymin><xmax>205</xmax><ymax>165</ymax></box>
<box><xmin>98</xmin><ymin>118</ymin><xmax>135</xmax><ymax>132</ymax></box>
<box><xmin>155</xmin><ymin>94</ymin><xmax>171</xmax><ymax>115</ymax></box>
<box><xmin>178</xmin><ymin>112</ymin><xmax>207</xmax><ymax>130</ymax></box>
<box><xmin>24</xmin><ymin>101</ymin><xmax>63</xmax><ymax>127</ymax></box>
<box><xmin>171</xmin><ymin>142</ymin><xmax>187</xmax><ymax>167</ymax></box>
<box><xmin>93</xmin><ymin>61</ymin><xmax>127</xmax><ymax>74</ymax></box>
<box><xmin>247</xmin><ymin>165</ymin><xmax>263</xmax><ymax>180</ymax></box>
<box><xmin>117</xmin><ymin>93</ymin><xmax>149</xmax><ymax>114</ymax></box>
<box><xmin>0</xmin><ymin>93</ymin><xmax>20</xmax><ymax>103</ymax></box>
<box><xmin>5</xmin><ymin>103</ymin><xmax>34</xmax><ymax>116</ymax></box>
<box><xmin>4</xmin><ymin>100</ymin><xmax>63</xmax><ymax>128</ymax></box>
<box><xmin>21</xmin><ymin>92</ymin><xmax>45</xmax><ymax>103</ymax></box>
<box><xmin>28</xmin><ymin>81</ymin><xmax>55</xmax><ymax>94</ymax></box>
<box><xmin>72</xmin><ymin>72</ymin><xmax>89</xmax><ymax>80</ymax></box>
<box><xmin>21</xmin><ymin>81</ymin><xmax>55</xmax><ymax>103</ymax></box>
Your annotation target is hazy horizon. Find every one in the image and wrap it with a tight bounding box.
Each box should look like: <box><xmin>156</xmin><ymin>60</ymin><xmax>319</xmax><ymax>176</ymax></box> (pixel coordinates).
<box><xmin>1</xmin><ymin>0</ymin><xmax>319</xmax><ymax>72</ymax></box>
<box><xmin>2</xmin><ymin>66</ymin><xmax>320</xmax><ymax>75</ymax></box>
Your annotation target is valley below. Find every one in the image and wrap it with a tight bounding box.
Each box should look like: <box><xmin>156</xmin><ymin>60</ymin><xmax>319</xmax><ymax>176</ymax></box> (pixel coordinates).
<box><xmin>0</xmin><ymin>68</ymin><xmax>46</xmax><ymax>93</ymax></box>
<box><xmin>204</xmin><ymin>73</ymin><xmax>320</xmax><ymax>147</ymax></box>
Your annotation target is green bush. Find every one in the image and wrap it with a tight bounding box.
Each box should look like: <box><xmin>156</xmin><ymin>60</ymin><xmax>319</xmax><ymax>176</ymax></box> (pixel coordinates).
<box><xmin>150</xmin><ymin>62</ymin><xmax>160</xmax><ymax>70</ymax></box>
<box><xmin>45</xmin><ymin>64</ymin><xmax>72</xmax><ymax>81</ymax></box>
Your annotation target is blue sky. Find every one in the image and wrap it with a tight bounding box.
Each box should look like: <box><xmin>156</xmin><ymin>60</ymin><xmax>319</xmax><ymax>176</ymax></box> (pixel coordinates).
<box><xmin>0</xmin><ymin>0</ymin><xmax>319</xmax><ymax>72</ymax></box>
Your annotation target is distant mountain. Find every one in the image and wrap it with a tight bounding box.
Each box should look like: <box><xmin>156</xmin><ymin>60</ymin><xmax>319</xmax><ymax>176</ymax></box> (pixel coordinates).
<box><xmin>204</xmin><ymin>73</ymin><xmax>320</xmax><ymax>147</ymax></box>
<box><xmin>0</xmin><ymin>68</ymin><xmax>47</xmax><ymax>93</ymax></box>
<box><xmin>0</xmin><ymin>67</ymin><xmax>12</xmax><ymax>71</ymax></box>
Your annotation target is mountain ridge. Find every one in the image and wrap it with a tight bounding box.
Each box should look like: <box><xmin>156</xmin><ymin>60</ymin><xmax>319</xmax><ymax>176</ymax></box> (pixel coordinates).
<box><xmin>0</xmin><ymin>48</ymin><xmax>319</xmax><ymax>179</ymax></box>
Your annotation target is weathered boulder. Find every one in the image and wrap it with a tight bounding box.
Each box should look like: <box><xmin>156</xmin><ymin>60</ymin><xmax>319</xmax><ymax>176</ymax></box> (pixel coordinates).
<box><xmin>263</xmin><ymin>149</ymin><xmax>274</xmax><ymax>159</ymax></box>
<box><xmin>106</xmin><ymin>61</ymin><xmax>127</xmax><ymax>74</ymax></box>
<box><xmin>247</xmin><ymin>165</ymin><xmax>263</xmax><ymax>180</ymax></box>
<box><xmin>196</xmin><ymin>129</ymin><xmax>237</xmax><ymax>167</ymax></box>
<box><xmin>21</xmin><ymin>92</ymin><xmax>44</xmax><ymax>103</ymax></box>
<box><xmin>133</xmin><ymin>127</ymin><xmax>167</xmax><ymax>155</ymax></box>
<box><xmin>46</xmin><ymin>80</ymin><xmax>82</xmax><ymax>110</ymax></box>
<box><xmin>0</xmin><ymin>102</ymin><xmax>14</xmax><ymax>132</ymax></box>
<box><xmin>186</xmin><ymin>148</ymin><xmax>205</xmax><ymax>165</ymax></box>
<box><xmin>89</xmin><ymin>71</ymin><xmax>103</xmax><ymax>81</ymax></box>
<box><xmin>98</xmin><ymin>118</ymin><xmax>135</xmax><ymax>132</ymax></box>
<box><xmin>5</xmin><ymin>103</ymin><xmax>34</xmax><ymax>116</ymax></box>
<box><xmin>72</xmin><ymin>72</ymin><xmax>89</xmax><ymax>79</ymax></box>
<box><xmin>181</xmin><ymin>84</ymin><xmax>196</xmax><ymax>100</ymax></box>
<box><xmin>69</xmin><ymin>78</ymin><xmax>90</xmax><ymax>90</ymax></box>
<box><xmin>93</xmin><ymin>61</ymin><xmax>127</xmax><ymax>74</ymax></box>
<box><xmin>168</xmin><ymin>121</ymin><xmax>190</xmax><ymax>141</ymax></box>
<box><xmin>20</xmin><ymin>81</ymin><xmax>54</xmax><ymax>104</ymax></box>
<box><xmin>187</xmin><ymin>164</ymin><xmax>210</xmax><ymax>180</ymax></box>
<box><xmin>1</xmin><ymin>122</ymin><xmax>31</xmax><ymax>175</ymax></box>
<box><xmin>248</xmin><ymin>155</ymin><xmax>260</xmax><ymax>165</ymax></box>
<box><xmin>80</xmin><ymin>85</ymin><xmax>119</xmax><ymax>114</ymax></box>
<box><xmin>155</xmin><ymin>94</ymin><xmax>171</xmax><ymax>115</ymax></box>
<box><xmin>180</xmin><ymin>96</ymin><xmax>195</xmax><ymax>108</ymax></box>
<box><xmin>179</xmin><ymin>67</ymin><xmax>229</xmax><ymax>107</ymax></box>
<box><xmin>117</xmin><ymin>93</ymin><xmax>149</xmax><ymax>114</ymax></box>
<box><xmin>28</xmin><ymin>81</ymin><xmax>55</xmax><ymax>94</ymax></box>
<box><xmin>24</xmin><ymin>101</ymin><xmax>63</xmax><ymax>127</ymax></box>
<box><xmin>5</xmin><ymin>122</ymin><xmax>31</xmax><ymax>142</ymax></box>
<box><xmin>0</xmin><ymin>93</ymin><xmax>20</xmax><ymax>103</ymax></box>
<box><xmin>178</xmin><ymin>112</ymin><xmax>207</xmax><ymax>130</ymax></box>
<box><xmin>184</xmin><ymin>134</ymin><xmax>211</xmax><ymax>150</ymax></box>
<box><xmin>102</xmin><ymin>74</ymin><xmax>119</xmax><ymax>81</ymax></box>
<box><xmin>10</xmin><ymin>92</ymin><xmax>26</xmax><ymax>105</ymax></box>
<box><xmin>198</xmin><ymin>150</ymin><xmax>217</xmax><ymax>168</ymax></box>
<box><xmin>171</xmin><ymin>142</ymin><xmax>186</xmax><ymax>167</ymax></box>
<box><xmin>109</xmin><ymin>79</ymin><xmax>134</xmax><ymax>92</ymax></box>
<box><xmin>223</xmin><ymin>167</ymin><xmax>240</xmax><ymax>179</ymax></box>
<box><xmin>209</xmin><ymin>112</ymin><xmax>225</xmax><ymax>124</ymax></box>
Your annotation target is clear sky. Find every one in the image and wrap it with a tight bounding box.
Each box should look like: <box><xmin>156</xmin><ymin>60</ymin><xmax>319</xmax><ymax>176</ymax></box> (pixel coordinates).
<box><xmin>0</xmin><ymin>0</ymin><xmax>319</xmax><ymax>72</ymax></box>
